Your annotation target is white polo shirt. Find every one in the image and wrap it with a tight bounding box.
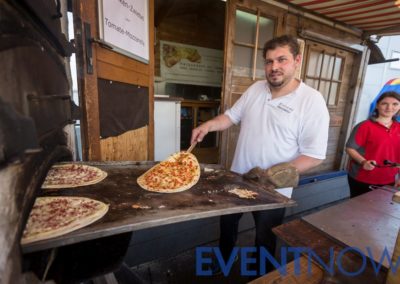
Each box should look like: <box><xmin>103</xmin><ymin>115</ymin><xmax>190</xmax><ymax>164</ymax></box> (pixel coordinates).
<box><xmin>225</xmin><ymin>80</ymin><xmax>329</xmax><ymax>176</ymax></box>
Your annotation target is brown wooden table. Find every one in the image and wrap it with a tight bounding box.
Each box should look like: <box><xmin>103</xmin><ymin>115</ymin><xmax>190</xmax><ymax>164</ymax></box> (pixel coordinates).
<box><xmin>303</xmin><ymin>189</ymin><xmax>400</xmax><ymax>268</ymax></box>
<box><xmin>22</xmin><ymin>161</ymin><xmax>295</xmax><ymax>254</ymax></box>
<box><xmin>272</xmin><ymin>188</ymin><xmax>400</xmax><ymax>284</ymax></box>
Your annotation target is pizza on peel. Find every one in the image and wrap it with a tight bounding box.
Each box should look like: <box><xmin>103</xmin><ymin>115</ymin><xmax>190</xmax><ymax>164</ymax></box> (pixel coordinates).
<box><xmin>42</xmin><ymin>163</ymin><xmax>107</xmax><ymax>189</ymax></box>
<box><xmin>137</xmin><ymin>151</ymin><xmax>200</xmax><ymax>193</ymax></box>
<box><xmin>21</xmin><ymin>196</ymin><xmax>109</xmax><ymax>244</ymax></box>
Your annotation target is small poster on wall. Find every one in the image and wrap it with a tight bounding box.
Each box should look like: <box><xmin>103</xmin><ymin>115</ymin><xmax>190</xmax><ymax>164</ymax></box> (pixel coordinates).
<box><xmin>98</xmin><ymin>0</ymin><xmax>149</xmax><ymax>63</ymax></box>
<box><xmin>160</xmin><ymin>41</ymin><xmax>223</xmax><ymax>86</ymax></box>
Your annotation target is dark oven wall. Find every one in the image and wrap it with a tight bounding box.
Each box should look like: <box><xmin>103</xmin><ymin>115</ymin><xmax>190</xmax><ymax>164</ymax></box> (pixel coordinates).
<box><xmin>0</xmin><ymin>0</ymin><xmax>74</xmax><ymax>282</ymax></box>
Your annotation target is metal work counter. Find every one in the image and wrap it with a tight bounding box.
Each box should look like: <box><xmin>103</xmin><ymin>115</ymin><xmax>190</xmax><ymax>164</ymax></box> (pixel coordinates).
<box><xmin>22</xmin><ymin>161</ymin><xmax>295</xmax><ymax>253</ymax></box>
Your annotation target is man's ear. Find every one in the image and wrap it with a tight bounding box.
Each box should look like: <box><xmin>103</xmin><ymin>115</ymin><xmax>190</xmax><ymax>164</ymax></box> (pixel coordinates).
<box><xmin>295</xmin><ymin>54</ymin><xmax>302</xmax><ymax>66</ymax></box>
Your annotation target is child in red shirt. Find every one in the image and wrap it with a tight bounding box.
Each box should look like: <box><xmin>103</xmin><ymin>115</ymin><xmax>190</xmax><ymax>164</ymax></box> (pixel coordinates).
<box><xmin>346</xmin><ymin>91</ymin><xmax>400</xmax><ymax>197</ymax></box>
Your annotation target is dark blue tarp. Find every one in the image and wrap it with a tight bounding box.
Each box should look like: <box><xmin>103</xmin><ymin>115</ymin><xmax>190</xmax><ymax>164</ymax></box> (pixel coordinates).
<box><xmin>299</xmin><ymin>171</ymin><xmax>348</xmax><ymax>186</ymax></box>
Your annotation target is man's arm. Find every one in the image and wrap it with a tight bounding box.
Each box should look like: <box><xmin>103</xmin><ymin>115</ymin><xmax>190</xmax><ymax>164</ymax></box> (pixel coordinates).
<box><xmin>289</xmin><ymin>155</ymin><xmax>324</xmax><ymax>174</ymax></box>
<box><xmin>190</xmin><ymin>114</ymin><xmax>233</xmax><ymax>144</ymax></box>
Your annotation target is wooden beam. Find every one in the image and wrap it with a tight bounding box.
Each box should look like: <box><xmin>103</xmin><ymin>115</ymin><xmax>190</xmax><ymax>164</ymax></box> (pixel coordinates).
<box><xmin>73</xmin><ymin>0</ymin><xmax>102</xmax><ymax>161</ymax></box>
<box><xmin>363</xmin><ymin>25</ymin><xmax>400</xmax><ymax>38</ymax></box>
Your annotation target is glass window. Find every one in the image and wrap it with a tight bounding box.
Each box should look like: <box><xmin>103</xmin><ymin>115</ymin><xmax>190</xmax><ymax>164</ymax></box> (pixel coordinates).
<box><xmin>328</xmin><ymin>82</ymin><xmax>338</xmax><ymax>105</ymax></box>
<box><xmin>233</xmin><ymin>10</ymin><xmax>275</xmax><ymax>79</ymax></box>
<box><xmin>233</xmin><ymin>45</ymin><xmax>255</xmax><ymax>77</ymax></box>
<box><xmin>307</xmin><ymin>51</ymin><xmax>322</xmax><ymax>77</ymax></box>
<box><xmin>305</xmin><ymin>48</ymin><xmax>344</xmax><ymax>106</ymax></box>
<box><xmin>305</xmin><ymin>78</ymin><xmax>318</xmax><ymax>89</ymax></box>
<box><xmin>321</xmin><ymin>54</ymin><xmax>333</xmax><ymax>79</ymax></box>
<box><xmin>332</xmin><ymin>57</ymin><xmax>342</xmax><ymax>80</ymax></box>
<box><xmin>258</xmin><ymin>17</ymin><xmax>275</xmax><ymax>47</ymax></box>
<box><xmin>235</xmin><ymin>10</ymin><xmax>258</xmax><ymax>43</ymax></box>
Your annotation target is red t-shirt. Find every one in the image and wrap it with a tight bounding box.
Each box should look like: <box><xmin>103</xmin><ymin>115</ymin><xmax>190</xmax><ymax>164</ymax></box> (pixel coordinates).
<box><xmin>346</xmin><ymin>119</ymin><xmax>400</xmax><ymax>185</ymax></box>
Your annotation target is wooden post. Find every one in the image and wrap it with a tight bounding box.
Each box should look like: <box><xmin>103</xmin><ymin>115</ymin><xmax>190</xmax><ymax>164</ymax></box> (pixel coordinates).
<box><xmin>386</xmin><ymin>229</ymin><xmax>400</xmax><ymax>284</ymax></box>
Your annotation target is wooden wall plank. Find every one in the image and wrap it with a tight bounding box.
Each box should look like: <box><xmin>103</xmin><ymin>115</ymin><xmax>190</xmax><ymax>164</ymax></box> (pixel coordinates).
<box><xmin>75</xmin><ymin>0</ymin><xmax>102</xmax><ymax>160</ymax></box>
<box><xmin>100</xmin><ymin>126</ymin><xmax>148</xmax><ymax>161</ymax></box>
<box><xmin>337</xmin><ymin>49</ymin><xmax>369</xmax><ymax>169</ymax></box>
<box><xmin>238</xmin><ymin>0</ymin><xmax>284</xmax><ymax>20</ymax></box>
<box><xmin>96</xmin><ymin>48</ymin><xmax>149</xmax><ymax>77</ymax></box>
<box><xmin>147</xmin><ymin>0</ymin><xmax>155</xmax><ymax>161</ymax></box>
<box><xmin>219</xmin><ymin>0</ymin><xmax>236</xmax><ymax>168</ymax></box>
<box><xmin>231</xmin><ymin>76</ymin><xmax>255</xmax><ymax>86</ymax></box>
<box><xmin>285</xmin><ymin>14</ymin><xmax>361</xmax><ymax>46</ymax></box>
<box><xmin>97</xmin><ymin>61</ymin><xmax>149</xmax><ymax>87</ymax></box>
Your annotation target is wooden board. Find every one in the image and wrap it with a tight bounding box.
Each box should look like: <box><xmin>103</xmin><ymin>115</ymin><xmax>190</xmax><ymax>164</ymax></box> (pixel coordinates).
<box><xmin>249</xmin><ymin>256</ymin><xmax>324</xmax><ymax>284</ymax></box>
<box><xmin>386</xmin><ymin>229</ymin><xmax>400</xmax><ymax>283</ymax></box>
<box><xmin>100</xmin><ymin>126</ymin><xmax>148</xmax><ymax>161</ymax></box>
<box><xmin>302</xmin><ymin>189</ymin><xmax>400</xmax><ymax>268</ymax></box>
<box><xmin>22</xmin><ymin>162</ymin><xmax>295</xmax><ymax>254</ymax></box>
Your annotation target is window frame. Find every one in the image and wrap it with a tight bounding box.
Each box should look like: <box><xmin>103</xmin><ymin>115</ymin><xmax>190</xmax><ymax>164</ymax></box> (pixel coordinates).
<box><xmin>302</xmin><ymin>45</ymin><xmax>346</xmax><ymax>108</ymax></box>
<box><xmin>231</xmin><ymin>8</ymin><xmax>277</xmax><ymax>81</ymax></box>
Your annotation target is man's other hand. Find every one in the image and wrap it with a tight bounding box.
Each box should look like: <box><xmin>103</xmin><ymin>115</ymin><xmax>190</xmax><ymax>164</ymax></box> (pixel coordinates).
<box><xmin>264</xmin><ymin>162</ymin><xmax>299</xmax><ymax>188</ymax></box>
<box><xmin>243</xmin><ymin>163</ymin><xmax>299</xmax><ymax>188</ymax></box>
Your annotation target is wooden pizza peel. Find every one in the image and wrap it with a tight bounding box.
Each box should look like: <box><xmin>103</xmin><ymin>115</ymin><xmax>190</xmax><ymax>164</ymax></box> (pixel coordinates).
<box><xmin>186</xmin><ymin>142</ymin><xmax>197</xmax><ymax>153</ymax></box>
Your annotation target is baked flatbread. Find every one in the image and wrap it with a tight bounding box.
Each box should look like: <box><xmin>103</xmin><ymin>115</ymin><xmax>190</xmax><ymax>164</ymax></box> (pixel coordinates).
<box><xmin>228</xmin><ymin>188</ymin><xmax>258</xmax><ymax>199</ymax></box>
<box><xmin>137</xmin><ymin>152</ymin><xmax>200</xmax><ymax>193</ymax></box>
<box><xmin>21</xmin><ymin>196</ymin><xmax>109</xmax><ymax>244</ymax></box>
<box><xmin>42</xmin><ymin>164</ymin><xmax>107</xmax><ymax>189</ymax></box>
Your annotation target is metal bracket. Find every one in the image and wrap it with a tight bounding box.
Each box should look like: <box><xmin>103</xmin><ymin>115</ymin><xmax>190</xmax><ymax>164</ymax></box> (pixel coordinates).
<box><xmin>84</xmin><ymin>22</ymin><xmax>93</xmax><ymax>74</ymax></box>
<box><xmin>52</xmin><ymin>0</ymin><xmax>63</xmax><ymax>19</ymax></box>
<box><xmin>91</xmin><ymin>38</ymin><xmax>114</xmax><ymax>50</ymax></box>
<box><xmin>83</xmin><ymin>23</ymin><xmax>115</xmax><ymax>74</ymax></box>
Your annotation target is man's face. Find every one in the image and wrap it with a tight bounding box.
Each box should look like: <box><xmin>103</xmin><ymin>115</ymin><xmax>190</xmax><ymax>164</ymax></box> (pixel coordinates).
<box><xmin>264</xmin><ymin>45</ymin><xmax>301</xmax><ymax>88</ymax></box>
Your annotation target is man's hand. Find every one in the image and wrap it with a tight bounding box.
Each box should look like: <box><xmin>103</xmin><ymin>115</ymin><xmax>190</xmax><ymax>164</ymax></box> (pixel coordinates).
<box><xmin>264</xmin><ymin>163</ymin><xmax>299</xmax><ymax>188</ymax></box>
<box><xmin>190</xmin><ymin>114</ymin><xmax>234</xmax><ymax>145</ymax></box>
<box><xmin>191</xmin><ymin>122</ymin><xmax>210</xmax><ymax>145</ymax></box>
<box><xmin>243</xmin><ymin>163</ymin><xmax>299</xmax><ymax>188</ymax></box>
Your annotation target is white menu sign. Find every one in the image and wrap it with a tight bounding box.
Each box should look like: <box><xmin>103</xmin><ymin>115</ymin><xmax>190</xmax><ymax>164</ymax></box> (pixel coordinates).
<box><xmin>98</xmin><ymin>0</ymin><xmax>149</xmax><ymax>63</ymax></box>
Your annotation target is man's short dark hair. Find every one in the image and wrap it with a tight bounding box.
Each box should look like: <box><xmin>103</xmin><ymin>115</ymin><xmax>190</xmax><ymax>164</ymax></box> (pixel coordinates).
<box><xmin>262</xmin><ymin>35</ymin><xmax>300</xmax><ymax>58</ymax></box>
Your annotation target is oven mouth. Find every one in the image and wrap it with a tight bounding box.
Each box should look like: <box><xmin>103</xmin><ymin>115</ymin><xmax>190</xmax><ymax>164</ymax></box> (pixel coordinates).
<box><xmin>0</xmin><ymin>1</ymin><xmax>76</xmax><ymax>282</ymax></box>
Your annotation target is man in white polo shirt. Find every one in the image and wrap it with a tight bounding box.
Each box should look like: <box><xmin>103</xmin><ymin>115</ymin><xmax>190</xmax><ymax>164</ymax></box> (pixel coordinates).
<box><xmin>191</xmin><ymin>35</ymin><xmax>329</xmax><ymax>275</ymax></box>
